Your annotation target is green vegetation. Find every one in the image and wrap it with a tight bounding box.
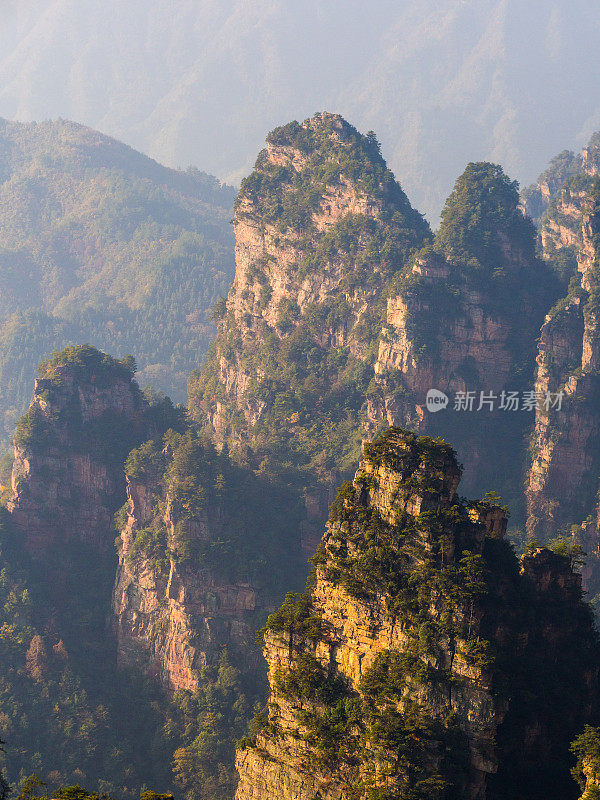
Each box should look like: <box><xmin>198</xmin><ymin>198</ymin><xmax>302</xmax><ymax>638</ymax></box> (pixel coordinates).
<box><xmin>13</xmin><ymin>405</ymin><xmax>56</xmax><ymax>451</ymax></box>
<box><xmin>14</xmin><ymin>779</ymin><xmax>173</xmax><ymax>800</ymax></box>
<box><xmin>0</xmin><ymin>508</ymin><xmax>174</xmax><ymax>796</ymax></box>
<box><xmin>169</xmin><ymin>652</ymin><xmax>252</xmax><ymax>800</ymax></box>
<box><xmin>0</xmin><ymin>119</ymin><xmax>235</xmax><ymax>446</ymax></box>
<box><xmin>437</xmin><ymin>162</ymin><xmax>537</xmax><ymax>269</ymax></box>
<box><xmin>572</xmin><ymin>726</ymin><xmax>600</xmax><ymax>800</ymax></box>
<box><xmin>240</xmin><ymin>115</ymin><xmax>427</xmax><ymax>244</ymax></box>
<box><xmin>264</xmin><ymin>591</ymin><xmax>324</xmax><ymax>643</ymax></box>
<box><xmin>434</xmin><ymin>161</ymin><xmax>559</xmax><ymax>330</ymax></box>
<box><xmin>121</xmin><ymin>427</ymin><xmax>302</xmax><ymax>590</ymax></box>
<box><xmin>254</xmin><ymin>428</ymin><xmax>599</xmax><ymax>800</ymax></box>
<box><xmin>11</xmin><ymin>345</ymin><xmax>185</xmax><ymax>463</ymax></box>
<box><xmin>124</xmin><ymin>441</ymin><xmax>165</xmax><ymax>483</ymax></box>
<box><xmin>37</xmin><ymin>345</ymin><xmax>136</xmax><ymax>386</ymax></box>
<box><xmin>114</xmin><ymin>428</ymin><xmax>306</xmax><ymax>800</ymax></box>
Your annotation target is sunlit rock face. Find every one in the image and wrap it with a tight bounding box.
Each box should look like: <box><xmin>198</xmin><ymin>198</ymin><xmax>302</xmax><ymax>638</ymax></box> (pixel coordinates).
<box><xmin>236</xmin><ymin>427</ymin><xmax>599</xmax><ymax>800</ymax></box>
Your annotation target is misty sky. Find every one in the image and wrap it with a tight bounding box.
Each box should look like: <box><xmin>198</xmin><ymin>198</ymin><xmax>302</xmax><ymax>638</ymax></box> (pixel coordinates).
<box><xmin>1</xmin><ymin>0</ymin><xmax>600</xmax><ymax>220</ymax></box>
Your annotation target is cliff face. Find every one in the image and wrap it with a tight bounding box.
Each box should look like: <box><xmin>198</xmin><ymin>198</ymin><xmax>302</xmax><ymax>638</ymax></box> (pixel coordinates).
<box><xmin>368</xmin><ymin>224</ymin><xmax>555</xmax><ymax>501</ymax></box>
<box><xmin>192</xmin><ymin>120</ymin><xmax>556</xmax><ymax>538</ymax></box>
<box><xmin>521</xmin><ymin>133</ymin><xmax>600</xmax><ymax>228</ymax></box>
<box><xmin>236</xmin><ymin>428</ymin><xmax>599</xmax><ymax>800</ymax></box>
<box><xmin>0</xmin><ymin>345</ymin><xmax>193</xmax><ymax>793</ymax></box>
<box><xmin>189</xmin><ymin>113</ymin><xmax>435</xmax><ymax>554</ymax></box>
<box><xmin>114</xmin><ymin>473</ymin><xmax>258</xmax><ymax>692</ymax></box>
<box><xmin>113</xmin><ymin>432</ymin><xmax>302</xmax><ymax>693</ymax></box>
<box><xmin>189</xmin><ymin>114</ymin><xmax>430</xmax><ymax>508</ymax></box>
<box><xmin>8</xmin><ymin>346</ymin><xmax>148</xmax><ymax>563</ymax></box>
<box><xmin>2</xmin><ymin>344</ymin><xmax>300</xmax><ymax>798</ymax></box>
<box><xmin>526</xmin><ymin>181</ymin><xmax>600</xmax><ymax>549</ymax></box>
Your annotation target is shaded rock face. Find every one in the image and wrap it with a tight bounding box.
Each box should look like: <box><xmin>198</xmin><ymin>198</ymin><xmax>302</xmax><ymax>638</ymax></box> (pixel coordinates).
<box><xmin>114</xmin><ymin>471</ymin><xmax>260</xmax><ymax>692</ymax></box>
<box><xmin>9</xmin><ymin>351</ymin><xmax>147</xmax><ymax>563</ymax></box>
<box><xmin>366</xmin><ymin>163</ymin><xmax>558</xmax><ymax>504</ymax></box>
<box><xmin>526</xmin><ymin>183</ymin><xmax>600</xmax><ymax>548</ymax></box>
<box><xmin>236</xmin><ymin>428</ymin><xmax>599</xmax><ymax>800</ymax></box>
<box><xmin>367</xmin><ymin>251</ymin><xmax>550</xmax><ymax>500</ymax></box>
<box><xmin>112</xmin><ymin>433</ymin><xmax>303</xmax><ymax>693</ymax></box>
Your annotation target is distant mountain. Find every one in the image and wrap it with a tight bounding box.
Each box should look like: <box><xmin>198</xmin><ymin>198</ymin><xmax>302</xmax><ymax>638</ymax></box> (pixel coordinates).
<box><xmin>2</xmin><ymin>0</ymin><xmax>600</xmax><ymax>220</ymax></box>
<box><xmin>0</xmin><ymin>118</ymin><xmax>235</xmax><ymax>443</ymax></box>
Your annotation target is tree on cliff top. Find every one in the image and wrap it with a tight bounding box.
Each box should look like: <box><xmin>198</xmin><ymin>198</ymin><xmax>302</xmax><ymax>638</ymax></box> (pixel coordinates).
<box><xmin>436</xmin><ymin>162</ymin><xmax>537</xmax><ymax>269</ymax></box>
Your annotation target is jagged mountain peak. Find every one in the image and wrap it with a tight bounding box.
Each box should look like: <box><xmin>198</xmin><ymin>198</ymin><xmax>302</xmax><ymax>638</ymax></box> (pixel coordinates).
<box><xmin>522</xmin><ymin>129</ymin><xmax>600</xmax><ymax>227</ymax></box>
<box><xmin>237</xmin><ymin>110</ymin><xmax>429</xmax><ymax>233</ymax></box>
<box><xmin>189</xmin><ymin>115</ymin><xmax>431</xmax><ymax>484</ymax></box>
<box><xmin>236</xmin><ymin>426</ymin><xmax>599</xmax><ymax>800</ymax></box>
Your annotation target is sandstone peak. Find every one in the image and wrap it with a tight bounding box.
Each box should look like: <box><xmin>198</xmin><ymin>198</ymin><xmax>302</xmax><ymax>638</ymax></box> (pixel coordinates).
<box><xmin>356</xmin><ymin>427</ymin><xmax>461</xmax><ymax>519</ymax></box>
<box><xmin>236</xmin><ymin>427</ymin><xmax>598</xmax><ymax>800</ymax></box>
<box><xmin>189</xmin><ymin>116</ymin><xmax>430</xmax><ymax>491</ymax></box>
<box><xmin>9</xmin><ymin>345</ymin><xmax>155</xmax><ymax>559</ymax></box>
<box><xmin>240</xmin><ymin>110</ymin><xmax>427</xmax><ymax>226</ymax></box>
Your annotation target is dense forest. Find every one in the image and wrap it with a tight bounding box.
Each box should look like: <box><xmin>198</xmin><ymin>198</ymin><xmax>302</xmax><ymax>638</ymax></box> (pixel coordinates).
<box><xmin>0</xmin><ymin>118</ymin><xmax>235</xmax><ymax>445</ymax></box>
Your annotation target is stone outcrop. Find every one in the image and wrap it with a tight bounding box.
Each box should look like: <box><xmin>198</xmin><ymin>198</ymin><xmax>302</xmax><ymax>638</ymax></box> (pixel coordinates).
<box><xmin>113</xmin><ymin>432</ymin><xmax>302</xmax><ymax>692</ymax></box>
<box><xmin>367</xmin><ymin>163</ymin><xmax>558</xmax><ymax>500</ymax></box>
<box><xmin>526</xmin><ymin>181</ymin><xmax>600</xmax><ymax>546</ymax></box>
<box><xmin>189</xmin><ymin>113</ymin><xmax>430</xmax><ymax>539</ymax></box>
<box><xmin>8</xmin><ymin>346</ymin><xmax>148</xmax><ymax>563</ymax></box>
<box><xmin>521</xmin><ymin>132</ymin><xmax>600</xmax><ymax>227</ymax></box>
<box><xmin>191</xmin><ymin>118</ymin><xmax>556</xmax><ymax>535</ymax></box>
<box><xmin>368</xmin><ymin>247</ymin><xmax>527</xmax><ymax>468</ymax></box>
<box><xmin>236</xmin><ymin>428</ymin><xmax>599</xmax><ymax>800</ymax></box>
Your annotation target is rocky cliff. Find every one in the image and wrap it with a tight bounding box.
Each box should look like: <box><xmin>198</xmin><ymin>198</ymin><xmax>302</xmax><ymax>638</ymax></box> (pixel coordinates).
<box><xmin>521</xmin><ymin>132</ymin><xmax>600</xmax><ymax>229</ymax></box>
<box><xmin>113</xmin><ymin>431</ymin><xmax>302</xmax><ymax>693</ymax></box>
<box><xmin>112</xmin><ymin>429</ymin><xmax>304</xmax><ymax>800</ymax></box>
<box><xmin>193</xmin><ymin>112</ymin><xmax>427</xmax><ymax>422</ymax></box>
<box><xmin>189</xmin><ymin>113</ymin><xmax>431</xmax><ymax>546</ymax></box>
<box><xmin>526</xmin><ymin>179</ymin><xmax>600</xmax><ymax>556</ymax></box>
<box><xmin>191</xmin><ymin>117</ymin><xmax>557</xmax><ymax>538</ymax></box>
<box><xmin>0</xmin><ymin>344</ymin><xmax>189</xmax><ymax>792</ymax></box>
<box><xmin>5</xmin><ymin>343</ymin><xmax>190</xmax><ymax>669</ymax></box>
<box><xmin>236</xmin><ymin>428</ymin><xmax>599</xmax><ymax>800</ymax></box>
<box><xmin>1</xmin><ymin>343</ymin><xmax>301</xmax><ymax>798</ymax></box>
<box><xmin>368</xmin><ymin>163</ymin><xmax>558</xmax><ymax>502</ymax></box>
<box><xmin>9</xmin><ymin>345</ymin><xmax>149</xmax><ymax>564</ymax></box>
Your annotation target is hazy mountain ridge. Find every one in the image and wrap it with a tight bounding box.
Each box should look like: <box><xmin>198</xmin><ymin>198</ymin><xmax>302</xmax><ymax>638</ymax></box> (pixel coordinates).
<box><xmin>0</xmin><ymin>117</ymin><xmax>235</xmax><ymax>442</ymax></box>
<box><xmin>3</xmin><ymin>0</ymin><xmax>600</xmax><ymax>220</ymax></box>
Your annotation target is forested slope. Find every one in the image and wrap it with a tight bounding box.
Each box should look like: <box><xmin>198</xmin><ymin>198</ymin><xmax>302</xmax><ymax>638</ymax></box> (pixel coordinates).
<box><xmin>0</xmin><ymin>118</ymin><xmax>235</xmax><ymax>443</ymax></box>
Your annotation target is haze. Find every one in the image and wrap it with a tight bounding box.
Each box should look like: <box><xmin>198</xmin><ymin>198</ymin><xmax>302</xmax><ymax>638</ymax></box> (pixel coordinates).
<box><xmin>2</xmin><ymin>0</ymin><xmax>600</xmax><ymax>220</ymax></box>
